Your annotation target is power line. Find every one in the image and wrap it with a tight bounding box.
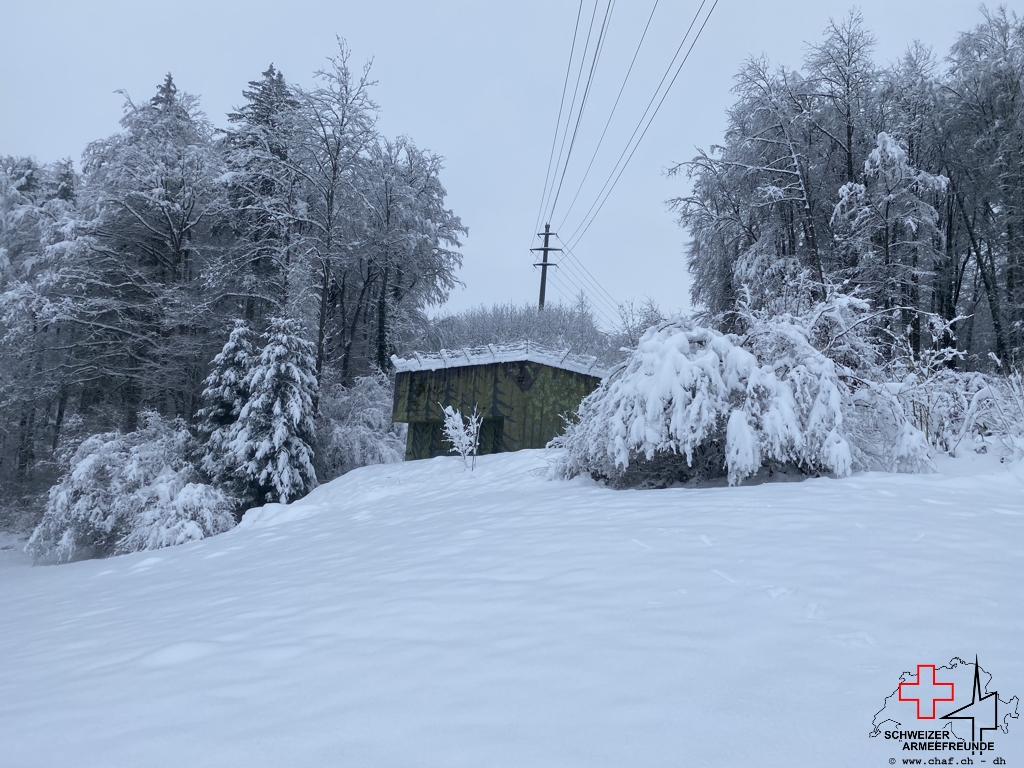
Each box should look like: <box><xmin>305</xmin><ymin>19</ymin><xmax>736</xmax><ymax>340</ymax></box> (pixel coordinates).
<box><xmin>565</xmin><ymin>0</ymin><xmax>720</xmax><ymax>250</ymax></box>
<box><xmin>530</xmin><ymin>0</ymin><xmax>719</xmax><ymax>323</ymax></box>
<box><xmin>538</xmin><ymin>0</ymin><xmax>604</xmax><ymax>228</ymax></box>
<box><xmin>532</xmin><ymin>243</ymin><xmax>619</xmax><ymax>323</ymax></box>
<box><xmin>536</xmin><ymin>243</ymin><xmax>622</xmax><ymax>321</ymax></box>
<box><xmin>540</xmin><ymin>239</ymin><xmax>622</xmax><ymax>323</ymax></box>
<box><xmin>545</xmin><ymin>268</ymin><xmax>587</xmax><ymax>308</ymax></box>
<box><xmin>546</xmin><ymin>0</ymin><xmax>616</xmax><ymax>224</ymax></box>
<box><xmin>554</xmin><ymin>0</ymin><xmax>661</xmax><ymax>232</ymax></box>
<box><xmin>567</xmin><ymin>0</ymin><xmax>719</xmax><ymax>249</ymax></box>
<box><xmin>558</xmin><ymin>260</ymin><xmax>621</xmax><ymax>320</ymax></box>
<box><xmin>558</xmin><ymin>239</ymin><xmax>622</xmax><ymax>315</ymax></box>
<box><xmin>555</xmin><ymin>246</ymin><xmax>621</xmax><ymax>316</ymax></box>
<box><xmin>533</xmin><ymin>0</ymin><xmax>586</xmax><ymax>239</ymax></box>
<box><xmin>550</xmin><ymin>273</ymin><xmax>614</xmax><ymax>325</ymax></box>
<box><xmin>544</xmin><ymin>271</ymin><xmax>577</xmax><ymax>305</ymax></box>
<box><xmin>545</xmin><ymin>272</ymin><xmax>612</xmax><ymax>327</ymax></box>
<box><xmin>546</xmin><ymin>269</ymin><xmax>619</xmax><ymax>329</ymax></box>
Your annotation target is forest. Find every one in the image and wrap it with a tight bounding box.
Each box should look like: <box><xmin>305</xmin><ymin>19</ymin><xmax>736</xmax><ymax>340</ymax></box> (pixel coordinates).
<box><xmin>3</xmin><ymin>7</ymin><xmax>1024</xmax><ymax>559</ymax></box>
<box><xmin>674</xmin><ymin>7</ymin><xmax>1024</xmax><ymax>367</ymax></box>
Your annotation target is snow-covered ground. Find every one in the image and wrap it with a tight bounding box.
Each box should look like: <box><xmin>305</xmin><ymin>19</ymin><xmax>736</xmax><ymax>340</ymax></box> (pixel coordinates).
<box><xmin>0</xmin><ymin>531</ymin><xmax>31</xmax><ymax>573</ymax></box>
<box><xmin>1</xmin><ymin>448</ymin><xmax>1022</xmax><ymax>767</ymax></box>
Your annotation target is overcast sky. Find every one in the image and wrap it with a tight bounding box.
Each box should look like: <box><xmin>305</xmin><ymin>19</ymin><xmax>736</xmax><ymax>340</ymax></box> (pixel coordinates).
<box><xmin>0</xmin><ymin>0</ymin><xmax>991</xmax><ymax>327</ymax></box>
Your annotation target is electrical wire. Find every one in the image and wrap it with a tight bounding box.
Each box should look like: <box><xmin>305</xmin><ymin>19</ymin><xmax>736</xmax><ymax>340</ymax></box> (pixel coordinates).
<box><xmin>557</xmin><ymin>237</ymin><xmax>622</xmax><ymax>314</ymax></box>
<box><xmin>533</xmin><ymin>248</ymin><xmax>621</xmax><ymax>326</ymax></box>
<box><xmin>537</xmin><ymin>238</ymin><xmax>623</xmax><ymax>323</ymax></box>
<box><xmin>556</xmin><ymin>249</ymin><xmax>620</xmax><ymax>316</ymax></box>
<box><xmin>554</xmin><ymin>0</ymin><xmax>661</xmax><ymax>233</ymax></box>
<box><xmin>558</xmin><ymin>262</ymin><xmax>621</xmax><ymax>320</ymax></box>
<box><xmin>531</xmin><ymin>0</ymin><xmax>719</xmax><ymax>321</ymax></box>
<box><xmin>546</xmin><ymin>272</ymin><xmax>598</xmax><ymax>321</ymax></box>
<box><xmin>546</xmin><ymin>269</ymin><xmax>618</xmax><ymax>329</ymax></box>
<box><xmin>546</xmin><ymin>0</ymin><xmax>617</xmax><ymax>224</ymax></box>
<box><xmin>538</xmin><ymin>0</ymin><xmax>604</xmax><ymax>229</ymax></box>
<box><xmin>532</xmin><ymin>0</ymin><xmax>586</xmax><ymax>239</ymax></box>
<box><xmin>565</xmin><ymin>0</ymin><xmax>720</xmax><ymax>250</ymax></box>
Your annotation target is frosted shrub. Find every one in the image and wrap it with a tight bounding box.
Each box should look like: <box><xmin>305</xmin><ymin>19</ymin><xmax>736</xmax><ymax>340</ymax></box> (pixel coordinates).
<box><xmin>887</xmin><ymin>367</ymin><xmax>990</xmax><ymax>451</ymax></box>
<box><xmin>554</xmin><ymin>318</ymin><xmax>853</xmax><ymax>487</ymax></box>
<box><xmin>1001</xmin><ymin>372</ymin><xmax>1024</xmax><ymax>458</ymax></box>
<box><xmin>554</xmin><ymin>304</ymin><xmax>934</xmax><ymax>488</ymax></box>
<box><xmin>440</xmin><ymin>404</ymin><xmax>482</xmax><ymax>470</ymax></box>
<box><xmin>928</xmin><ymin>370</ymin><xmax>1024</xmax><ymax>458</ymax></box>
<box><xmin>316</xmin><ymin>371</ymin><xmax>406</xmax><ymax>481</ymax></box>
<box><xmin>27</xmin><ymin>413</ymin><xmax>235</xmax><ymax>563</ymax></box>
<box><xmin>840</xmin><ymin>383</ymin><xmax>935</xmax><ymax>474</ymax></box>
<box><xmin>748</xmin><ymin>298</ymin><xmax>934</xmax><ymax>475</ymax></box>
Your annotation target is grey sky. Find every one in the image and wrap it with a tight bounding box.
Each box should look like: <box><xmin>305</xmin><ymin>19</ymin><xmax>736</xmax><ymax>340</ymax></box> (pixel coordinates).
<box><xmin>1</xmin><ymin>0</ymin><xmax>990</xmax><ymax>327</ymax></box>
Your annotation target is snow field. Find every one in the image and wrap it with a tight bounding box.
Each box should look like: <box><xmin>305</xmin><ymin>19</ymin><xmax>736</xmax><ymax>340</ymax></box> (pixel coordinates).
<box><xmin>1</xmin><ymin>449</ymin><xmax>1022</xmax><ymax>766</ymax></box>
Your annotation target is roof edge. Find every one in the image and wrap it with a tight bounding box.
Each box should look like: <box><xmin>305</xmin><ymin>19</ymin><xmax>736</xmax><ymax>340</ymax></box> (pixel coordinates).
<box><xmin>391</xmin><ymin>342</ymin><xmax>609</xmax><ymax>379</ymax></box>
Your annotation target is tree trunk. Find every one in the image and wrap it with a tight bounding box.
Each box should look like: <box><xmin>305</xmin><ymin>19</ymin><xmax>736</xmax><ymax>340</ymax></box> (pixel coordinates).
<box><xmin>16</xmin><ymin>408</ymin><xmax>36</xmax><ymax>480</ymax></box>
<box><xmin>956</xmin><ymin>192</ymin><xmax>1008</xmax><ymax>369</ymax></box>
<box><xmin>375</xmin><ymin>266</ymin><xmax>390</xmax><ymax>372</ymax></box>
<box><xmin>51</xmin><ymin>389</ymin><xmax>68</xmax><ymax>453</ymax></box>
<box><xmin>315</xmin><ymin>256</ymin><xmax>331</xmax><ymax>384</ymax></box>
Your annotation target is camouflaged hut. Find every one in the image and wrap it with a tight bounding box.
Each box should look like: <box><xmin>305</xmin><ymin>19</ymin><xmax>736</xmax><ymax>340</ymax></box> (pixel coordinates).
<box><xmin>391</xmin><ymin>343</ymin><xmax>608</xmax><ymax>461</ymax></box>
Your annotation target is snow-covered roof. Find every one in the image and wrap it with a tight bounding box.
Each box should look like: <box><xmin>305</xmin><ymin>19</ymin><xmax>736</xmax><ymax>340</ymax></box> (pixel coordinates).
<box><xmin>391</xmin><ymin>342</ymin><xmax>609</xmax><ymax>379</ymax></box>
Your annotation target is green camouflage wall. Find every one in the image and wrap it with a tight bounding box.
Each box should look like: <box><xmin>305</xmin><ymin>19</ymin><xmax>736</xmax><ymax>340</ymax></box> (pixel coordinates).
<box><xmin>392</xmin><ymin>361</ymin><xmax>602</xmax><ymax>460</ymax></box>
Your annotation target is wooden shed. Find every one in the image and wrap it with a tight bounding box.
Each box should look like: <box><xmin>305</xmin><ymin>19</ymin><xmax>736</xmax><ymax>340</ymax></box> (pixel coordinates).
<box><xmin>391</xmin><ymin>343</ymin><xmax>608</xmax><ymax>461</ymax></box>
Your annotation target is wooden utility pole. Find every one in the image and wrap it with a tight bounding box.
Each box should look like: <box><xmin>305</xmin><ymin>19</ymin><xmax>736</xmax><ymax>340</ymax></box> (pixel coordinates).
<box><xmin>531</xmin><ymin>223</ymin><xmax>561</xmax><ymax>310</ymax></box>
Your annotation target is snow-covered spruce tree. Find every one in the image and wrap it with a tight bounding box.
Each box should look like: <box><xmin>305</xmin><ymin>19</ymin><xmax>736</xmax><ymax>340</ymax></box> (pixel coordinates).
<box><xmin>197</xmin><ymin>320</ymin><xmax>257</xmax><ymax>499</ymax></box>
<box><xmin>230</xmin><ymin>317</ymin><xmax>318</xmax><ymax>503</ymax></box>
<box><xmin>314</xmin><ymin>370</ymin><xmax>405</xmax><ymax>481</ymax></box>
<box><xmin>553</xmin><ymin>297</ymin><xmax>933</xmax><ymax>488</ymax></box>
<box><xmin>26</xmin><ymin>412</ymin><xmax>234</xmax><ymax>563</ymax></box>
<box><xmin>222</xmin><ymin>64</ymin><xmax>302</xmax><ymax>325</ymax></box>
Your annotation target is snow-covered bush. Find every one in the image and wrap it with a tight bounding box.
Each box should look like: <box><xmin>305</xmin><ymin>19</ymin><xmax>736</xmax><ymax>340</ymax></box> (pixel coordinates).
<box><xmin>888</xmin><ymin>367</ymin><xmax>991</xmax><ymax>451</ymax></box>
<box><xmin>554</xmin><ymin>319</ymin><xmax>852</xmax><ymax>487</ymax></box>
<box><xmin>440</xmin><ymin>404</ymin><xmax>482</xmax><ymax>470</ymax></box>
<box><xmin>554</xmin><ymin>301</ymin><xmax>934</xmax><ymax>488</ymax></box>
<box><xmin>315</xmin><ymin>371</ymin><xmax>406</xmax><ymax>481</ymax></box>
<box><xmin>26</xmin><ymin>412</ymin><xmax>235</xmax><ymax>563</ymax></box>
<box><xmin>229</xmin><ymin>317</ymin><xmax>318</xmax><ymax>504</ymax></box>
<box><xmin>745</xmin><ymin>297</ymin><xmax>934</xmax><ymax>475</ymax></box>
<box><xmin>1000</xmin><ymin>372</ymin><xmax>1024</xmax><ymax>458</ymax></box>
<box><xmin>921</xmin><ymin>369</ymin><xmax>1024</xmax><ymax>459</ymax></box>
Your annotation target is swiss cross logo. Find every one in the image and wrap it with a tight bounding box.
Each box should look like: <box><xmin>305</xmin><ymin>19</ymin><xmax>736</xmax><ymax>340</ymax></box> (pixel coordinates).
<box><xmin>870</xmin><ymin>656</ymin><xmax>1020</xmax><ymax>754</ymax></box>
<box><xmin>898</xmin><ymin>664</ymin><xmax>955</xmax><ymax>719</ymax></box>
